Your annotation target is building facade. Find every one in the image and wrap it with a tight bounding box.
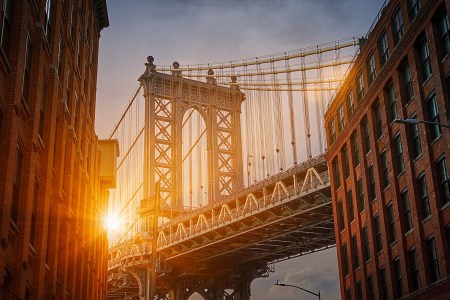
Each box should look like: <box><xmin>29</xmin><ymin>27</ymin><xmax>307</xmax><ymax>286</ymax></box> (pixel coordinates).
<box><xmin>0</xmin><ymin>0</ymin><xmax>115</xmax><ymax>299</ymax></box>
<box><xmin>325</xmin><ymin>0</ymin><xmax>450</xmax><ymax>299</ymax></box>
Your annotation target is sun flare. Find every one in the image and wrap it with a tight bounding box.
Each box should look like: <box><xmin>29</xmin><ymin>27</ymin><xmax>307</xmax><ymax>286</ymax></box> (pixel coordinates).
<box><xmin>105</xmin><ymin>213</ymin><xmax>122</xmax><ymax>233</ymax></box>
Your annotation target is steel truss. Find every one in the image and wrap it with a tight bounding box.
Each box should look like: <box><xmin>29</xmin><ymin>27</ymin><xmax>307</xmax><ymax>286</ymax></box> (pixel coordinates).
<box><xmin>108</xmin><ymin>155</ymin><xmax>333</xmax><ymax>299</ymax></box>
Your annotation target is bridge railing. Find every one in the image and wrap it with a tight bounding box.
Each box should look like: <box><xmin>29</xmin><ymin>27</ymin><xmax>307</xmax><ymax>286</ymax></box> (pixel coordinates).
<box><xmin>157</xmin><ymin>170</ymin><xmax>329</xmax><ymax>248</ymax></box>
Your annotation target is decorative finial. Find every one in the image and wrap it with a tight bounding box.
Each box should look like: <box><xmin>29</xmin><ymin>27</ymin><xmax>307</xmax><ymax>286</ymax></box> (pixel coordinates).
<box><xmin>145</xmin><ymin>56</ymin><xmax>156</xmax><ymax>73</ymax></box>
<box><xmin>172</xmin><ymin>61</ymin><xmax>182</xmax><ymax>77</ymax></box>
<box><xmin>230</xmin><ymin>75</ymin><xmax>240</xmax><ymax>90</ymax></box>
<box><xmin>206</xmin><ymin>68</ymin><xmax>217</xmax><ymax>85</ymax></box>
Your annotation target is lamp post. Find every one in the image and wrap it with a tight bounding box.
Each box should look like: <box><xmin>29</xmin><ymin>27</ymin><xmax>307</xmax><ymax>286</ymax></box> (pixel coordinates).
<box><xmin>274</xmin><ymin>280</ymin><xmax>321</xmax><ymax>300</ymax></box>
<box><xmin>393</xmin><ymin>118</ymin><xmax>450</xmax><ymax>130</ymax></box>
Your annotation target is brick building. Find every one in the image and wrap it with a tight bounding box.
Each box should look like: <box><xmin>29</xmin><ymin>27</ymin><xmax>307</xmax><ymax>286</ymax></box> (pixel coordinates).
<box><xmin>325</xmin><ymin>0</ymin><xmax>450</xmax><ymax>299</ymax></box>
<box><xmin>0</xmin><ymin>0</ymin><xmax>117</xmax><ymax>299</ymax></box>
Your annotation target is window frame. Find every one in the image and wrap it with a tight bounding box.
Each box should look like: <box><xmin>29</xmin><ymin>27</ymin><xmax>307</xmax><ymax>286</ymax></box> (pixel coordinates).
<box><xmin>417</xmin><ymin>173</ymin><xmax>431</xmax><ymax>219</ymax></box>
<box><xmin>394</xmin><ymin>134</ymin><xmax>405</xmax><ymax>173</ymax></box>
<box><xmin>427</xmin><ymin>93</ymin><xmax>441</xmax><ymax>141</ymax></box>
<box><xmin>436</xmin><ymin>156</ymin><xmax>450</xmax><ymax>206</ymax></box>
<box><xmin>366</xmin><ymin>53</ymin><xmax>376</xmax><ymax>85</ymax></box>
<box><xmin>387</xmin><ymin>202</ymin><xmax>396</xmax><ymax>244</ymax></box>
<box><xmin>378</xmin><ymin>30</ymin><xmax>390</xmax><ymax>65</ymax></box>
<box><xmin>392</xmin><ymin>6</ymin><xmax>404</xmax><ymax>45</ymax></box>
<box><xmin>401</xmin><ymin>189</ymin><xmax>413</xmax><ymax>232</ymax></box>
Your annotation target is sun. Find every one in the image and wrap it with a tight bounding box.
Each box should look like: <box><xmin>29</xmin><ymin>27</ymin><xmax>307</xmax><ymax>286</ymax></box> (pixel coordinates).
<box><xmin>105</xmin><ymin>213</ymin><xmax>122</xmax><ymax>233</ymax></box>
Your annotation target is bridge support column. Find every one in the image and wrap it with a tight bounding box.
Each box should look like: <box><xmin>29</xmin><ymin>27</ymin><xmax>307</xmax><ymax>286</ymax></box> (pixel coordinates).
<box><xmin>235</xmin><ymin>271</ymin><xmax>252</xmax><ymax>300</ymax></box>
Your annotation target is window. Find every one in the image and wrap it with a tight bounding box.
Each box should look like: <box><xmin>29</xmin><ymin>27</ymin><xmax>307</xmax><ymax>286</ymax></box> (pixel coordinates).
<box><xmin>342</xmin><ymin>243</ymin><xmax>349</xmax><ymax>276</ymax></box>
<box><xmin>378</xmin><ymin>31</ymin><xmax>389</xmax><ymax>65</ymax></box>
<box><xmin>352</xmin><ymin>133</ymin><xmax>360</xmax><ymax>166</ymax></box>
<box><xmin>401</xmin><ymin>190</ymin><xmax>413</xmax><ymax>232</ymax></box>
<box><xmin>374</xmin><ymin>215</ymin><xmax>382</xmax><ymax>253</ymax></box>
<box><xmin>392</xmin><ymin>6</ymin><xmax>404</xmax><ymax>44</ymax></box>
<box><xmin>368</xmin><ymin>165</ymin><xmax>376</xmax><ymax>201</ymax></box>
<box><xmin>356</xmin><ymin>72</ymin><xmax>365</xmax><ymax>102</ymax></box>
<box><xmin>394</xmin><ymin>134</ymin><xmax>405</xmax><ymax>173</ymax></box>
<box><xmin>366</xmin><ymin>53</ymin><xmax>376</xmax><ymax>85</ymax></box>
<box><xmin>426</xmin><ymin>238</ymin><xmax>440</xmax><ymax>282</ymax></box>
<box><xmin>66</xmin><ymin>66</ymin><xmax>71</xmax><ymax>108</ymax></box>
<box><xmin>407</xmin><ymin>0</ymin><xmax>420</xmax><ymax>21</ymax></box>
<box><xmin>11</xmin><ymin>145</ymin><xmax>23</xmax><ymax>224</ymax></box>
<box><xmin>77</xmin><ymin>32</ymin><xmax>82</xmax><ymax>70</ymax></box>
<box><xmin>387</xmin><ymin>83</ymin><xmax>397</xmax><ymax>122</ymax></box>
<box><xmin>332</xmin><ymin>158</ymin><xmax>340</xmax><ymax>189</ymax></box>
<box><xmin>436</xmin><ymin>157</ymin><xmax>450</xmax><ymax>205</ymax></box>
<box><xmin>338</xmin><ymin>105</ymin><xmax>345</xmax><ymax>132</ymax></box>
<box><xmin>328</xmin><ymin>119</ymin><xmax>336</xmax><ymax>145</ymax></box>
<box><xmin>410</xmin><ymin>114</ymin><xmax>422</xmax><ymax>159</ymax></box>
<box><xmin>367</xmin><ymin>275</ymin><xmax>374</xmax><ymax>300</ymax></box>
<box><xmin>22</xmin><ymin>34</ymin><xmax>32</xmax><ymax>105</ymax></box>
<box><xmin>417</xmin><ymin>37</ymin><xmax>432</xmax><ymax>81</ymax></box>
<box><xmin>362</xmin><ymin>118</ymin><xmax>371</xmax><ymax>154</ymax></box>
<box><xmin>393</xmin><ymin>257</ymin><xmax>403</xmax><ymax>298</ymax></box>
<box><xmin>356</xmin><ymin>282</ymin><xmax>363</xmax><ymax>300</ymax></box>
<box><xmin>30</xmin><ymin>180</ymin><xmax>39</xmax><ymax>247</ymax></box>
<box><xmin>57</xmin><ymin>34</ymin><xmax>62</xmax><ymax>76</ymax></box>
<box><xmin>417</xmin><ymin>174</ymin><xmax>431</xmax><ymax>219</ymax></box>
<box><xmin>380</xmin><ymin>151</ymin><xmax>389</xmax><ymax>188</ymax></box>
<box><xmin>0</xmin><ymin>0</ymin><xmax>14</xmax><ymax>57</ymax></box>
<box><xmin>343</xmin><ymin>147</ymin><xmax>350</xmax><ymax>179</ymax></box>
<box><xmin>69</xmin><ymin>3</ymin><xmax>74</xmax><ymax>41</ymax></box>
<box><xmin>374</xmin><ymin>102</ymin><xmax>383</xmax><ymax>139</ymax></box>
<box><xmin>408</xmin><ymin>248</ymin><xmax>420</xmax><ymax>291</ymax></box>
<box><xmin>357</xmin><ymin>177</ymin><xmax>365</xmax><ymax>212</ymax></box>
<box><xmin>379</xmin><ymin>268</ymin><xmax>388</xmax><ymax>300</ymax></box>
<box><xmin>352</xmin><ymin>235</ymin><xmax>359</xmax><ymax>269</ymax></box>
<box><xmin>387</xmin><ymin>203</ymin><xmax>396</xmax><ymax>243</ymax></box>
<box><xmin>401</xmin><ymin>61</ymin><xmax>414</xmax><ymax>103</ymax></box>
<box><xmin>338</xmin><ymin>200</ymin><xmax>344</xmax><ymax>231</ymax></box>
<box><xmin>44</xmin><ymin>0</ymin><xmax>51</xmax><ymax>37</ymax></box>
<box><xmin>347</xmin><ymin>90</ymin><xmax>354</xmax><ymax>117</ymax></box>
<box><xmin>347</xmin><ymin>189</ymin><xmax>354</xmax><ymax>222</ymax></box>
<box><xmin>363</xmin><ymin>225</ymin><xmax>371</xmax><ymax>261</ymax></box>
<box><xmin>437</xmin><ymin>7</ymin><xmax>450</xmax><ymax>58</ymax></box>
<box><xmin>39</xmin><ymin>79</ymin><xmax>47</xmax><ymax>141</ymax></box>
<box><xmin>427</xmin><ymin>94</ymin><xmax>441</xmax><ymax>140</ymax></box>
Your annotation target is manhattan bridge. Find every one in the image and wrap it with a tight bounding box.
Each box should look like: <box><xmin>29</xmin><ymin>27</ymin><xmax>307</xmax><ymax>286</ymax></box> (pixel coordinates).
<box><xmin>106</xmin><ymin>35</ymin><xmax>364</xmax><ymax>299</ymax></box>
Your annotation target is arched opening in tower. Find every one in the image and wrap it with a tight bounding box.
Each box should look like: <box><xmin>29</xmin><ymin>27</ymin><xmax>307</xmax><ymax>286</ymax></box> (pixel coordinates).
<box><xmin>182</xmin><ymin>107</ymin><xmax>208</xmax><ymax>210</ymax></box>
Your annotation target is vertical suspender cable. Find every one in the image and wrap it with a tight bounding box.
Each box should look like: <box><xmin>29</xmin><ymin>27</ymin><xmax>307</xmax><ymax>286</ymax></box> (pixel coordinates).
<box><xmin>285</xmin><ymin>55</ymin><xmax>298</xmax><ymax>165</ymax></box>
<box><xmin>300</xmin><ymin>55</ymin><xmax>312</xmax><ymax>159</ymax></box>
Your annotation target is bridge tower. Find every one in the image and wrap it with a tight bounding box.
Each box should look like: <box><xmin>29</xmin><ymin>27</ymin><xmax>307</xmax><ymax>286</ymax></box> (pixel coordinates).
<box><xmin>140</xmin><ymin>57</ymin><xmax>244</xmax><ymax>211</ymax></box>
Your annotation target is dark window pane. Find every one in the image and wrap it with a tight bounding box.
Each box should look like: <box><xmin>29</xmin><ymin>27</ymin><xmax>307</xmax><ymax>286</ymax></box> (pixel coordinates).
<box><xmin>401</xmin><ymin>190</ymin><xmax>413</xmax><ymax>232</ymax></box>
<box><xmin>408</xmin><ymin>249</ymin><xmax>420</xmax><ymax>291</ymax></box>
<box><xmin>392</xmin><ymin>7</ymin><xmax>404</xmax><ymax>44</ymax></box>
<box><xmin>374</xmin><ymin>215</ymin><xmax>383</xmax><ymax>253</ymax></box>
<box><xmin>437</xmin><ymin>157</ymin><xmax>450</xmax><ymax>205</ymax></box>
<box><xmin>347</xmin><ymin>189</ymin><xmax>354</xmax><ymax>222</ymax></box>
<box><xmin>418</xmin><ymin>174</ymin><xmax>431</xmax><ymax>219</ymax></box>
<box><xmin>427</xmin><ymin>94</ymin><xmax>441</xmax><ymax>140</ymax></box>
<box><xmin>387</xmin><ymin>203</ymin><xmax>396</xmax><ymax>243</ymax></box>
<box><xmin>426</xmin><ymin>238</ymin><xmax>440</xmax><ymax>282</ymax></box>
<box><xmin>394</xmin><ymin>134</ymin><xmax>405</xmax><ymax>173</ymax></box>
<box><xmin>378</xmin><ymin>30</ymin><xmax>389</xmax><ymax>65</ymax></box>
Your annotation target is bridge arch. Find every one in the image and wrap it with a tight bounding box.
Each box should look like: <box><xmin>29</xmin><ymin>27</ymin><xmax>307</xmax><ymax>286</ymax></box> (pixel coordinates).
<box><xmin>182</xmin><ymin>106</ymin><xmax>210</xmax><ymax>209</ymax></box>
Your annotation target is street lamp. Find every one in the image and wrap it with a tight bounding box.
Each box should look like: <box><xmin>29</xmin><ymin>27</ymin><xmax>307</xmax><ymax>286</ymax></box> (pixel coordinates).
<box><xmin>274</xmin><ymin>280</ymin><xmax>321</xmax><ymax>300</ymax></box>
<box><xmin>393</xmin><ymin>118</ymin><xmax>450</xmax><ymax>130</ymax></box>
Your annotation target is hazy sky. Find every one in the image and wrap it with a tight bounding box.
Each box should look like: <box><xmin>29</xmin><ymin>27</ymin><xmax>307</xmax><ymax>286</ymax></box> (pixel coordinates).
<box><xmin>96</xmin><ymin>0</ymin><xmax>385</xmax><ymax>299</ymax></box>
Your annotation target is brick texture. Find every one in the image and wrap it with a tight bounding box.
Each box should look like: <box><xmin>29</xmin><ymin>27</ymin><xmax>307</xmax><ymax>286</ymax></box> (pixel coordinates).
<box><xmin>325</xmin><ymin>0</ymin><xmax>450</xmax><ymax>299</ymax></box>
